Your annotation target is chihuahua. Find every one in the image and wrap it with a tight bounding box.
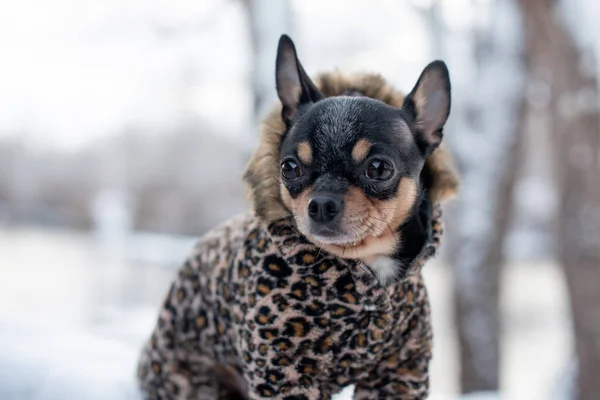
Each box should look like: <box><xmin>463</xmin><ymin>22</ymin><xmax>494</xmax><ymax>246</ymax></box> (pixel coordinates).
<box><xmin>247</xmin><ymin>34</ymin><xmax>453</xmax><ymax>284</ymax></box>
<box><xmin>138</xmin><ymin>34</ymin><xmax>458</xmax><ymax>400</ymax></box>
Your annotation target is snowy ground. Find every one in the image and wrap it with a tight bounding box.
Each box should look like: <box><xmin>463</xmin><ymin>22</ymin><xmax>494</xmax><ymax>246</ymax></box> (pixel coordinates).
<box><xmin>0</xmin><ymin>227</ymin><xmax>573</xmax><ymax>400</ymax></box>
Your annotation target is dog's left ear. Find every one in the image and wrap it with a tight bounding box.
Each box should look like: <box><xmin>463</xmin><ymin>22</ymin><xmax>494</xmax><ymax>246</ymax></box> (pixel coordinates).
<box><xmin>403</xmin><ymin>61</ymin><xmax>451</xmax><ymax>155</ymax></box>
<box><xmin>276</xmin><ymin>34</ymin><xmax>323</xmax><ymax>124</ymax></box>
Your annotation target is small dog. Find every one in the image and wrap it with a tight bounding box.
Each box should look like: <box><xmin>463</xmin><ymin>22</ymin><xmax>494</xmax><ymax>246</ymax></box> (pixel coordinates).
<box><xmin>138</xmin><ymin>35</ymin><xmax>458</xmax><ymax>400</ymax></box>
<box><xmin>271</xmin><ymin>35</ymin><xmax>452</xmax><ymax>283</ymax></box>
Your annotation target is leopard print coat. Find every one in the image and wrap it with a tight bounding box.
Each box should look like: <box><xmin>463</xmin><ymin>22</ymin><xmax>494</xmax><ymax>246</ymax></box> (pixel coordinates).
<box><xmin>137</xmin><ymin>204</ymin><xmax>444</xmax><ymax>400</ymax></box>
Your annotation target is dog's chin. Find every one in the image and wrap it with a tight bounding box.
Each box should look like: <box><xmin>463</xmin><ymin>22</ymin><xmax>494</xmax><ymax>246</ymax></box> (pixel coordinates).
<box><xmin>292</xmin><ymin>215</ymin><xmax>399</xmax><ymax>260</ymax></box>
<box><xmin>297</xmin><ymin>224</ymin><xmax>397</xmax><ymax>261</ymax></box>
<box><xmin>302</xmin><ymin>225</ymin><xmax>364</xmax><ymax>247</ymax></box>
<box><xmin>309</xmin><ymin>234</ymin><xmax>360</xmax><ymax>246</ymax></box>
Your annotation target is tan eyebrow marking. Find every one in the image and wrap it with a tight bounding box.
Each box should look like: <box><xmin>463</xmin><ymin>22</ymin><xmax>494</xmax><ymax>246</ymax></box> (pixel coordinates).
<box><xmin>297</xmin><ymin>141</ymin><xmax>313</xmax><ymax>164</ymax></box>
<box><xmin>352</xmin><ymin>139</ymin><xmax>372</xmax><ymax>163</ymax></box>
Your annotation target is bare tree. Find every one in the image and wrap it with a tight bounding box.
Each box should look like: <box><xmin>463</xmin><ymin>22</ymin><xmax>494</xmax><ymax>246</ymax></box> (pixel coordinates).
<box><xmin>242</xmin><ymin>0</ymin><xmax>292</xmax><ymax>128</ymax></box>
<box><xmin>443</xmin><ymin>0</ymin><xmax>526</xmax><ymax>393</ymax></box>
<box><xmin>518</xmin><ymin>1</ymin><xmax>600</xmax><ymax>398</ymax></box>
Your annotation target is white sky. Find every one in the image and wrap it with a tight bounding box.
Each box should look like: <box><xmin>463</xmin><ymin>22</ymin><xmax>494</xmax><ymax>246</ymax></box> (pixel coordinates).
<box><xmin>0</xmin><ymin>0</ymin><xmax>250</xmax><ymax>149</ymax></box>
<box><xmin>0</xmin><ymin>0</ymin><xmax>486</xmax><ymax>150</ymax></box>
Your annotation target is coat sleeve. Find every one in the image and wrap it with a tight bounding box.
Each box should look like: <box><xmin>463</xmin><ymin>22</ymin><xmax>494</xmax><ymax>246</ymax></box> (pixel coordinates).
<box><xmin>137</xmin><ymin>258</ymin><xmax>219</xmax><ymax>399</ymax></box>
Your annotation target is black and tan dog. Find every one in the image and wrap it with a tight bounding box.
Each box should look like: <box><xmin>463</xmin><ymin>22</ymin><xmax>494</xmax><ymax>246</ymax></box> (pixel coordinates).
<box><xmin>137</xmin><ymin>35</ymin><xmax>458</xmax><ymax>400</ymax></box>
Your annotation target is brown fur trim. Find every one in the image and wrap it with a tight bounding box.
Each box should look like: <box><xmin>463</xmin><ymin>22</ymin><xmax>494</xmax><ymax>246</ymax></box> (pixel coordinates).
<box><xmin>424</xmin><ymin>143</ymin><xmax>460</xmax><ymax>202</ymax></box>
<box><xmin>243</xmin><ymin>71</ymin><xmax>460</xmax><ymax>224</ymax></box>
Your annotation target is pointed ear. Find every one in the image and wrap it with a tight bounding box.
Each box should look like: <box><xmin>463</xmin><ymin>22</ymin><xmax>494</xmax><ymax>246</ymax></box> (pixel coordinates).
<box><xmin>403</xmin><ymin>61</ymin><xmax>451</xmax><ymax>154</ymax></box>
<box><xmin>275</xmin><ymin>34</ymin><xmax>323</xmax><ymax>123</ymax></box>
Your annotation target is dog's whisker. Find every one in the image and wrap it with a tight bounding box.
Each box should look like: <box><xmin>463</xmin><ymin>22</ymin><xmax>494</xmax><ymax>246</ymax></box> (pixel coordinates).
<box><xmin>367</xmin><ymin>217</ymin><xmax>396</xmax><ymax>237</ymax></box>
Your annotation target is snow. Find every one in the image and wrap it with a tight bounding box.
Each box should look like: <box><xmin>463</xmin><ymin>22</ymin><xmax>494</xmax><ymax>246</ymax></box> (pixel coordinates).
<box><xmin>0</xmin><ymin>227</ymin><xmax>574</xmax><ymax>400</ymax></box>
<box><xmin>0</xmin><ymin>309</ymin><xmax>354</xmax><ymax>400</ymax></box>
<box><xmin>0</xmin><ymin>316</ymin><xmax>144</xmax><ymax>400</ymax></box>
<box><xmin>0</xmin><ymin>0</ymin><xmax>250</xmax><ymax>149</ymax></box>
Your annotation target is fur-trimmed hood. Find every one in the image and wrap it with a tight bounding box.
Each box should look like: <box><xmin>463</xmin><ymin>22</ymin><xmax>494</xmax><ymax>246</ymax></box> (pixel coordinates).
<box><xmin>243</xmin><ymin>70</ymin><xmax>459</xmax><ymax>225</ymax></box>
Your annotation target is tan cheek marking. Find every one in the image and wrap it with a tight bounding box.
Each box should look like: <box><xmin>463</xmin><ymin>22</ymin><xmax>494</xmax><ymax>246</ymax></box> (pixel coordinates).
<box><xmin>280</xmin><ymin>183</ymin><xmax>293</xmax><ymax>211</ymax></box>
<box><xmin>293</xmin><ymin>188</ymin><xmax>313</xmax><ymax>222</ymax></box>
<box><xmin>341</xmin><ymin>186</ymin><xmax>401</xmax><ymax>241</ymax></box>
<box><xmin>325</xmin><ymin>178</ymin><xmax>417</xmax><ymax>260</ymax></box>
<box><xmin>297</xmin><ymin>141</ymin><xmax>313</xmax><ymax>164</ymax></box>
<box><xmin>343</xmin><ymin>187</ymin><xmax>371</xmax><ymax>224</ymax></box>
<box><xmin>351</xmin><ymin>139</ymin><xmax>372</xmax><ymax>163</ymax></box>
<box><xmin>281</xmin><ymin>183</ymin><xmax>313</xmax><ymax>230</ymax></box>
<box><xmin>309</xmin><ymin>185</ymin><xmax>398</xmax><ymax>259</ymax></box>
<box><xmin>389</xmin><ymin>178</ymin><xmax>418</xmax><ymax>228</ymax></box>
<box><xmin>370</xmin><ymin>178</ymin><xmax>418</xmax><ymax>233</ymax></box>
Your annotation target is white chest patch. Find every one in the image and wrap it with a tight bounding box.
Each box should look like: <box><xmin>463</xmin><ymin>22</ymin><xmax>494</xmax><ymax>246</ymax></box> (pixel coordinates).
<box><xmin>332</xmin><ymin>384</ymin><xmax>355</xmax><ymax>399</ymax></box>
<box><xmin>367</xmin><ymin>255</ymin><xmax>401</xmax><ymax>285</ymax></box>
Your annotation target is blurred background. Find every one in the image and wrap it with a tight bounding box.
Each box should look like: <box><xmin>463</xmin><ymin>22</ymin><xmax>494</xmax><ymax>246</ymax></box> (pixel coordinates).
<box><xmin>1</xmin><ymin>0</ymin><xmax>599</xmax><ymax>399</ymax></box>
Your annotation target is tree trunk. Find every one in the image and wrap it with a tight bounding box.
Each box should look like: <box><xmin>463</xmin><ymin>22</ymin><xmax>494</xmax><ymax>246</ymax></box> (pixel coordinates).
<box><xmin>518</xmin><ymin>1</ymin><xmax>600</xmax><ymax>399</ymax></box>
<box><xmin>243</xmin><ymin>0</ymin><xmax>291</xmax><ymax>127</ymax></box>
<box><xmin>443</xmin><ymin>0</ymin><xmax>525</xmax><ymax>393</ymax></box>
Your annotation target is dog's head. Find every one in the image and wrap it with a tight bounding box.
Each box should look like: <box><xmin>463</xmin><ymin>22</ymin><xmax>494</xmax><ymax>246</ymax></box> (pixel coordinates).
<box><xmin>245</xmin><ymin>35</ymin><xmax>454</xmax><ymax>260</ymax></box>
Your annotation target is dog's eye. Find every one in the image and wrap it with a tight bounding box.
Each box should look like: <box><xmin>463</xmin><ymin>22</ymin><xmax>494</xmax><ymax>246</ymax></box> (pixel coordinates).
<box><xmin>281</xmin><ymin>160</ymin><xmax>301</xmax><ymax>180</ymax></box>
<box><xmin>365</xmin><ymin>159</ymin><xmax>393</xmax><ymax>180</ymax></box>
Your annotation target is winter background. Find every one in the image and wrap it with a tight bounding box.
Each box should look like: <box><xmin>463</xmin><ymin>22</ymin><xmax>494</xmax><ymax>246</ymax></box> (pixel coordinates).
<box><xmin>1</xmin><ymin>0</ymin><xmax>599</xmax><ymax>399</ymax></box>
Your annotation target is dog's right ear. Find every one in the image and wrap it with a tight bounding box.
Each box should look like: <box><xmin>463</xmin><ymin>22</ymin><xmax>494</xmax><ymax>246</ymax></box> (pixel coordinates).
<box><xmin>276</xmin><ymin>34</ymin><xmax>323</xmax><ymax>123</ymax></box>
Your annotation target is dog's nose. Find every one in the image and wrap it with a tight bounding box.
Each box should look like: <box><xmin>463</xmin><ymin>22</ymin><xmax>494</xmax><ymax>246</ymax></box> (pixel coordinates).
<box><xmin>308</xmin><ymin>194</ymin><xmax>343</xmax><ymax>224</ymax></box>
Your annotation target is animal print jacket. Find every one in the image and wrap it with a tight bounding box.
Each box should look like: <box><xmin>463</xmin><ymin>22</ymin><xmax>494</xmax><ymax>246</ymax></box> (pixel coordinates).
<box><xmin>137</xmin><ymin>205</ymin><xmax>443</xmax><ymax>400</ymax></box>
<box><xmin>137</xmin><ymin>71</ymin><xmax>458</xmax><ymax>400</ymax></box>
